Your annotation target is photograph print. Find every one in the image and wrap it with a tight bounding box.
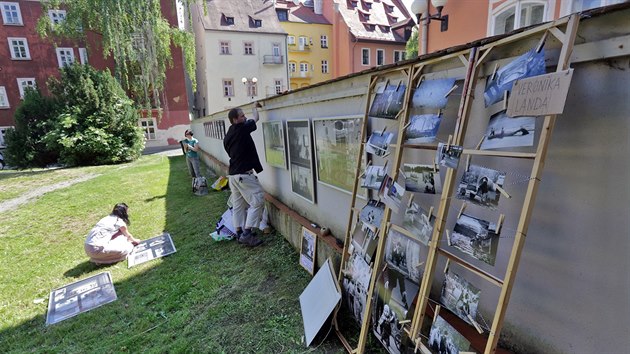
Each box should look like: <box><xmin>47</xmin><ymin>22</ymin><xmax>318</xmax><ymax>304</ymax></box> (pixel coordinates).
<box><xmin>287</xmin><ymin>120</ymin><xmax>316</xmax><ymax>203</ymax></box>
<box><xmin>411</xmin><ymin>77</ymin><xmax>457</xmax><ymax>109</ymax></box>
<box><xmin>484</xmin><ymin>47</ymin><xmax>546</xmax><ymax>107</ymax></box>
<box><xmin>435</xmin><ymin>143</ymin><xmax>463</xmax><ymax>170</ymax></box>
<box><xmin>262</xmin><ymin>121</ymin><xmax>287</xmax><ymax>169</ymax></box>
<box><xmin>359</xmin><ymin>199</ymin><xmax>386</xmax><ymax>230</ymax></box>
<box><xmin>369</xmin><ymin>82</ymin><xmax>407</xmax><ymax>120</ymax></box>
<box><xmin>480</xmin><ymin>110</ymin><xmax>536</xmax><ymax>150</ymax></box>
<box><xmin>366</xmin><ymin>131</ymin><xmax>395</xmax><ymax>157</ymax></box>
<box><xmin>403</xmin><ymin>163</ymin><xmax>441</xmax><ymax>194</ymax></box>
<box><xmin>351</xmin><ymin>219</ymin><xmax>380</xmax><ymax>263</ymax></box>
<box><xmin>379</xmin><ymin>176</ymin><xmax>406</xmax><ymax>213</ymax></box>
<box><xmin>313</xmin><ymin>117</ymin><xmax>363</xmax><ymax>193</ymax></box>
<box><xmin>456</xmin><ymin>164</ymin><xmax>506</xmax><ymax>209</ymax></box>
<box><xmin>342</xmin><ymin>251</ymin><xmax>373</xmax><ymax>325</ymax></box>
<box><xmin>385</xmin><ymin>226</ymin><xmax>423</xmax><ymax>283</ymax></box>
<box><xmin>372</xmin><ymin>264</ymin><xmax>420</xmax><ymax>354</ymax></box>
<box><xmin>440</xmin><ymin>270</ymin><xmax>481</xmax><ymax>325</ymax></box>
<box><xmin>361</xmin><ymin>165</ymin><xmax>387</xmax><ymax>190</ymax></box>
<box><xmin>46</xmin><ymin>272</ymin><xmax>117</xmax><ymax>325</ymax></box>
<box><xmin>451</xmin><ymin>212</ymin><xmax>500</xmax><ymax>266</ymax></box>
<box><xmin>128</xmin><ymin>232</ymin><xmax>177</xmax><ymax>268</ymax></box>
<box><xmin>404</xmin><ymin>114</ymin><xmax>442</xmax><ymax>144</ymax></box>
<box><xmin>299</xmin><ymin>227</ymin><xmax>317</xmax><ymax>275</ymax></box>
<box><xmin>402</xmin><ymin>201</ymin><xmax>435</xmax><ymax>246</ymax></box>
<box><xmin>428</xmin><ymin>315</ymin><xmax>472</xmax><ymax>354</ymax></box>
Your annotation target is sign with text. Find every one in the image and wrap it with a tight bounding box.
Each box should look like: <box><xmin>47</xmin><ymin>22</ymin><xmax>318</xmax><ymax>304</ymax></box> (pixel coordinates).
<box><xmin>507</xmin><ymin>69</ymin><xmax>574</xmax><ymax>117</ymax></box>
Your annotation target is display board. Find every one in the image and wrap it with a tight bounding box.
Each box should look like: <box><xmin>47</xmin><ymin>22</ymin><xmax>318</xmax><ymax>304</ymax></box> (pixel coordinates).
<box><xmin>128</xmin><ymin>232</ymin><xmax>177</xmax><ymax>268</ymax></box>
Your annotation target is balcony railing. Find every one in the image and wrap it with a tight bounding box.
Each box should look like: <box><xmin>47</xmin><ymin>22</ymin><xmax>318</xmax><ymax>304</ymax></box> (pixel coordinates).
<box><xmin>263</xmin><ymin>55</ymin><xmax>284</xmax><ymax>64</ymax></box>
<box><xmin>288</xmin><ymin>45</ymin><xmax>311</xmax><ymax>52</ymax></box>
<box><xmin>290</xmin><ymin>71</ymin><xmax>312</xmax><ymax>78</ymax></box>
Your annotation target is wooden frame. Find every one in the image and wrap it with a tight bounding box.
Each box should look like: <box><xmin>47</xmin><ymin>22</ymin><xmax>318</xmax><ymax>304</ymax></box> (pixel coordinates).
<box><xmin>261</xmin><ymin>120</ymin><xmax>288</xmax><ymax>169</ymax></box>
<box><xmin>287</xmin><ymin>119</ymin><xmax>316</xmax><ymax>204</ymax></box>
<box><xmin>299</xmin><ymin>226</ymin><xmax>317</xmax><ymax>275</ymax></box>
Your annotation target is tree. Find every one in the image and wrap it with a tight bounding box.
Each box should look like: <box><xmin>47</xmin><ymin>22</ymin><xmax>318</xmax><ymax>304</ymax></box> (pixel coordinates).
<box><xmin>43</xmin><ymin>64</ymin><xmax>145</xmax><ymax>166</ymax></box>
<box><xmin>37</xmin><ymin>0</ymin><xmax>198</xmax><ymax>110</ymax></box>
<box><xmin>406</xmin><ymin>27</ymin><xmax>419</xmax><ymax>60</ymax></box>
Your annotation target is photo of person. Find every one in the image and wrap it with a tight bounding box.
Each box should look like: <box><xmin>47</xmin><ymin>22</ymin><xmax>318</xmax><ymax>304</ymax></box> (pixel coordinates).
<box><xmin>435</xmin><ymin>143</ymin><xmax>463</xmax><ymax>169</ymax></box>
<box><xmin>366</xmin><ymin>131</ymin><xmax>395</xmax><ymax>157</ymax></box>
<box><xmin>342</xmin><ymin>252</ymin><xmax>373</xmax><ymax>325</ymax></box>
<box><xmin>411</xmin><ymin>77</ymin><xmax>457</xmax><ymax>109</ymax></box>
<box><xmin>369</xmin><ymin>82</ymin><xmax>406</xmax><ymax>120</ymax></box>
<box><xmin>380</xmin><ymin>176</ymin><xmax>406</xmax><ymax>213</ymax></box>
<box><xmin>262</xmin><ymin>121</ymin><xmax>287</xmax><ymax>169</ymax></box>
<box><xmin>456</xmin><ymin>164</ymin><xmax>506</xmax><ymax>209</ymax></box>
<box><xmin>361</xmin><ymin>165</ymin><xmax>387</xmax><ymax>190</ymax></box>
<box><xmin>359</xmin><ymin>199</ymin><xmax>386</xmax><ymax>230</ymax></box>
<box><xmin>404</xmin><ymin>114</ymin><xmax>442</xmax><ymax>144</ymax></box>
<box><xmin>385</xmin><ymin>227</ymin><xmax>423</xmax><ymax>283</ymax></box>
<box><xmin>299</xmin><ymin>227</ymin><xmax>317</xmax><ymax>274</ymax></box>
<box><xmin>403</xmin><ymin>163</ymin><xmax>441</xmax><ymax>194</ymax></box>
<box><xmin>402</xmin><ymin>201</ymin><xmax>435</xmax><ymax>246</ymax></box>
<box><xmin>288</xmin><ymin>120</ymin><xmax>316</xmax><ymax>203</ymax></box>
<box><xmin>451</xmin><ymin>213</ymin><xmax>500</xmax><ymax>266</ymax></box>
<box><xmin>440</xmin><ymin>271</ymin><xmax>481</xmax><ymax>325</ymax></box>
<box><xmin>481</xmin><ymin>110</ymin><xmax>536</xmax><ymax>150</ymax></box>
<box><xmin>428</xmin><ymin>315</ymin><xmax>472</xmax><ymax>354</ymax></box>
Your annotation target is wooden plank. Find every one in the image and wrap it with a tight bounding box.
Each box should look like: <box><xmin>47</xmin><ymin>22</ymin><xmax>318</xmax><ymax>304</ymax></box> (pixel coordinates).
<box><xmin>437</xmin><ymin>248</ymin><xmax>504</xmax><ymax>287</ymax></box>
<box><xmin>463</xmin><ymin>149</ymin><xmax>537</xmax><ymax>159</ymax></box>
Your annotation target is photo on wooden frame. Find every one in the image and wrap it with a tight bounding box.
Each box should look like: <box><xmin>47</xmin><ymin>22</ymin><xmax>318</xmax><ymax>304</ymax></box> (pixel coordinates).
<box><xmin>312</xmin><ymin>116</ymin><xmax>363</xmax><ymax>193</ymax></box>
<box><xmin>440</xmin><ymin>270</ymin><xmax>481</xmax><ymax>326</ymax></box>
<box><xmin>404</xmin><ymin>114</ymin><xmax>442</xmax><ymax>144</ymax></box>
<box><xmin>287</xmin><ymin>120</ymin><xmax>316</xmax><ymax>203</ymax></box>
<box><xmin>403</xmin><ymin>163</ymin><xmax>441</xmax><ymax>194</ymax></box>
<box><xmin>342</xmin><ymin>251</ymin><xmax>373</xmax><ymax>325</ymax></box>
<box><xmin>480</xmin><ymin>110</ymin><xmax>536</xmax><ymax>150</ymax></box>
<box><xmin>368</xmin><ymin>81</ymin><xmax>406</xmax><ymax>120</ymax></box>
<box><xmin>359</xmin><ymin>199</ymin><xmax>386</xmax><ymax>231</ymax></box>
<box><xmin>402</xmin><ymin>201</ymin><xmax>435</xmax><ymax>246</ymax></box>
<box><xmin>411</xmin><ymin>77</ymin><xmax>457</xmax><ymax>109</ymax></box>
<box><xmin>262</xmin><ymin>121</ymin><xmax>288</xmax><ymax>169</ymax></box>
<box><xmin>366</xmin><ymin>130</ymin><xmax>394</xmax><ymax>157</ymax></box>
<box><xmin>451</xmin><ymin>212</ymin><xmax>500</xmax><ymax>266</ymax></box>
<box><xmin>385</xmin><ymin>226</ymin><xmax>424</xmax><ymax>283</ymax></box>
<box><xmin>456</xmin><ymin>164</ymin><xmax>506</xmax><ymax>210</ymax></box>
<box><xmin>435</xmin><ymin>143</ymin><xmax>463</xmax><ymax>169</ymax></box>
<box><xmin>428</xmin><ymin>315</ymin><xmax>472</xmax><ymax>354</ymax></box>
<box><xmin>361</xmin><ymin>165</ymin><xmax>387</xmax><ymax>190</ymax></box>
<box><xmin>299</xmin><ymin>227</ymin><xmax>317</xmax><ymax>275</ymax></box>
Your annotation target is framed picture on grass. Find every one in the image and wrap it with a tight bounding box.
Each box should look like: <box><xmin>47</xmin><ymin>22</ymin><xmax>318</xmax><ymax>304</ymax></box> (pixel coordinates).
<box><xmin>313</xmin><ymin>116</ymin><xmax>363</xmax><ymax>194</ymax></box>
<box><xmin>300</xmin><ymin>227</ymin><xmax>317</xmax><ymax>275</ymax></box>
<box><xmin>262</xmin><ymin>121</ymin><xmax>288</xmax><ymax>169</ymax></box>
<box><xmin>128</xmin><ymin>232</ymin><xmax>177</xmax><ymax>268</ymax></box>
<box><xmin>287</xmin><ymin>119</ymin><xmax>316</xmax><ymax>203</ymax></box>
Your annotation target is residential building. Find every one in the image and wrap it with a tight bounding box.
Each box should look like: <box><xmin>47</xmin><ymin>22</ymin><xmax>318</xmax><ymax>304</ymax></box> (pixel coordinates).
<box><xmin>0</xmin><ymin>0</ymin><xmax>192</xmax><ymax>148</ymax></box>
<box><xmin>275</xmin><ymin>0</ymin><xmax>333</xmax><ymax>90</ymax></box>
<box><xmin>321</xmin><ymin>0</ymin><xmax>415</xmax><ymax>78</ymax></box>
<box><xmin>191</xmin><ymin>0</ymin><xmax>288</xmax><ymax>116</ymax></box>
<box><xmin>416</xmin><ymin>0</ymin><xmax>629</xmax><ymax>54</ymax></box>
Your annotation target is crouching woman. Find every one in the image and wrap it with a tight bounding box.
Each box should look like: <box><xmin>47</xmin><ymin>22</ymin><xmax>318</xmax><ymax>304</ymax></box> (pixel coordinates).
<box><xmin>84</xmin><ymin>203</ymin><xmax>141</xmax><ymax>265</ymax></box>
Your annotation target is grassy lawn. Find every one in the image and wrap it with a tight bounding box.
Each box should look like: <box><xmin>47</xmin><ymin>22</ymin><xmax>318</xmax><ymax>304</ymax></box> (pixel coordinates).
<box><xmin>0</xmin><ymin>153</ymin><xmax>355</xmax><ymax>353</ymax></box>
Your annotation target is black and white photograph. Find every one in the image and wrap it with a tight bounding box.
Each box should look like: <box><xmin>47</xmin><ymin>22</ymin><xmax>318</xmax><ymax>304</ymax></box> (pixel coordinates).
<box><xmin>359</xmin><ymin>199</ymin><xmax>386</xmax><ymax>230</ymax></box>
<box><xmin>299</xmin><ymin>227</ymin><xmax>317</xmax><ymax>275</ymax></box>
<box><xmin>262</xmin><ymin>121</ymin><xmax>287</xmax><ymax>169</ymax></box>
<box><xmin>361</xmin><ymin>165</ymin><xmax>387</xmax><ymax>190</ymax></box>
<box><xmin>484</xmin><ymin>47</ymin><xmax>546</xmax><ymax>107</ymax></box>
<box><xmin>428</xmin><ymin>315</ymin><xmax>472</xmax><ymax>354</ymax></box>
<box><xmin>128</xmin><ymin>232</ymin><xmax>177</xmax><ymax>268</ymax></box>
<box><xmin>380</xmin><ymin>176</ymin><xmax>406</xmax><ymax>213</ymax></box>
<box><xmin>440</xmin><ymin>271</ymin><xmax>481</xmax><ymax>325</ymax></box>
<box><xmin>366</xmin><ymin>131</ymin><xmax>394</xmax><ymax>157</ymax></box>
<box><xmin>342</xmin><ymin>251</ymin><xmax>373</xmax><ymax>325</ymax></box>
<box><xmin>411</xmin><ymin>77</ymin><xmax>457</xmax><ymax>109</ymax></box>
<box><xmin>287</xmin><ymin>120</ymin><xmax>316</xmax><ymax>203</ymax></box>
<box><xmin>372</xmin><ymin>264</ymin><xmax>420</xmax><ymax>354</ymax></box>
<box><xmin>351</xmin><ymin>220</ymin><xmax>379</xmax><ymax>263</ymax></box>
<box><xmin>313</xmin><ymin>117</ymin><xmax>363</xmax><ymax>193</ymax></box>
<box><xmin>368</xmin><ymin>82</ymin><xmax>406</xmax><ymax>120</ymax></box>
<box><xmin>404</xmin><ymin>114</ymin><xmax>442</xmax><ymax>144</ymax></box>
<box><xmin>46</xmin><ymin>272</ymin><xmax>117</xmax><ymax>325</ymax></box>
<box><xmin>403</xmin><ymin>201</ymin><xmax>435</xmax><ymax>246</ymax></box>
<box><xmin>451</xmin><ymin>213</ymin><xmax>500</xmax><ymax>266</ymax></box>
<box><xmin>435</xmin><ymin>143</ymin><xmax>463</xmax><ymax>170</ymax></box>
<box><xmin>385</xmin><ymin>226</ymin><xmax>423</xmax><ymax>283</ymax></box>
<box><xmin>403</xmin><ymin>163</ymin><xmax>441</xmax><ymax>194</ymax></box>
<box><xmin>456</xmin><ymin>164</ymin><xmax>506</xmax><ymax>209</ymax></box>
<box><xmin>480</xmin><ymin>110</ymin><xmax>536</xmax><ymax>150</ymax></box>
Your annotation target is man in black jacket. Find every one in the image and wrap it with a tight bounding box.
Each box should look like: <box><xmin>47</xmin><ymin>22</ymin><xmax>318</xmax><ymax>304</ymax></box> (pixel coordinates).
<box><xmin>223</xmin><ymin>106</ymin><xmax>264</xmax><ymax>247</ymax></box>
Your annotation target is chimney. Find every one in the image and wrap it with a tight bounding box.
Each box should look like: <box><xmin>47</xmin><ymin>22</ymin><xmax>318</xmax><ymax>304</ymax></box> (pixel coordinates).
<box><xmin>314</xmin><ymin>0</ymin><xmax>323</xmax><ymax>14</ymax></box>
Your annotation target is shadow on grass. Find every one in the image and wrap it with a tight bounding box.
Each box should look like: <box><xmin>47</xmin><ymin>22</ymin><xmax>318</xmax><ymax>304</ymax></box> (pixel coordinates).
<box><xmin>62</xmin><ymin>261</ymin><xmax>103</xmax><ymax>278</ymax></box>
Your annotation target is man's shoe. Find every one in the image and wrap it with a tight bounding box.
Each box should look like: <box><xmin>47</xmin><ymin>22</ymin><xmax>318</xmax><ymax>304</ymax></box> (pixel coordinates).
<box><xmin>262</xmin><ymin>226</ymin><xmax>273</xmax><ymax>235</ymax></box>
<box><xmin>239</xmin><ymin>230</ymin><xmax>263</xmax><ymax>247</ymax></box>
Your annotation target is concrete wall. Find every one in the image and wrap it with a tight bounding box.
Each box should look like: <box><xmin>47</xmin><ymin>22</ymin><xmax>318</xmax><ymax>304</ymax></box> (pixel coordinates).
<box><xmin>191</xmin><ymin>7</ymin><xmax>630</xmax><ymax>353</ymax></box>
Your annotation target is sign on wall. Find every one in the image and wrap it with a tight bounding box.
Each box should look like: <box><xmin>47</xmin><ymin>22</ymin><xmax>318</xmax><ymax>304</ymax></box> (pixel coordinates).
<box><xmin>507</xmin><ymin>69</ymin><xmax>574</xmax><ymax>117</ymax></box>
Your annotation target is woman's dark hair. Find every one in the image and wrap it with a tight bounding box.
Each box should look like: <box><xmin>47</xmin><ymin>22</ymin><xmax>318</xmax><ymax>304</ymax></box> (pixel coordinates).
<box><xmin>112</xmin><ymin>203</ymin><xmax>130</xmax><ymax>225</ymax></box>
<box><xmin>185</xmin><ymin>129</ymin><xmax>193</xmax><ymax>136</ymax></box>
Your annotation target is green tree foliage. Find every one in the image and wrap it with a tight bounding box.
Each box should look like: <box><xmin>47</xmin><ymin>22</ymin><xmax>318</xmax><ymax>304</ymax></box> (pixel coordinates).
<box><xmin>37</xmin><ymin>0</ymin><xmax>198</xmax><ymax>110</ymax></box>
<box><xmin>4</xmin><ymin>89</ymin><xmax>58</xmax><ymax>168</ymax></box>
<box><xmin>43</xmin><ymin>64</ymin><xmax>145</xmax><ymax>166</ymax></box>
<box><xmin>406</xmin><ymin>27</ymin><xmax>419</xmax><ymax>60</ymax></box>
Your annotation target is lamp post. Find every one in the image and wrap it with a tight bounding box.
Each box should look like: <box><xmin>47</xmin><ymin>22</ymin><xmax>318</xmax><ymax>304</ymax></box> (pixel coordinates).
<box><xmin>241</xmin><ymin>77</ymin><xmax>258</xmax><ymax>99</ymax></box>
<box><xmin>410</xmin><ymin>0</ymin><xmax>449</xmax><ymax>32</ymax></box>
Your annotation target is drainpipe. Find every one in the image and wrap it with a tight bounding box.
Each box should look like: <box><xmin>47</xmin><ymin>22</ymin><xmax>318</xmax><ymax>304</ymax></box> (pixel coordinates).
<box><xmin>420</xmin><ymin>0</ymin><xmax>428</xmax><ymax>55</ymax></box>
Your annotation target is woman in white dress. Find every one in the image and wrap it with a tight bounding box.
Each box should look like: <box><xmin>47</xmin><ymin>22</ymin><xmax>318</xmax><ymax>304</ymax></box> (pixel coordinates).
<box><xmin>84</xmin><ymin>203</ymin><xmax>141</xmax><ymax>264</ymax></box>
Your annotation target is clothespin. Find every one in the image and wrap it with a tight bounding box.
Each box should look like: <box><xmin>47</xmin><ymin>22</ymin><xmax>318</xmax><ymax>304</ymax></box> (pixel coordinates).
<box><xmin>359</xmin><ymin>160</ymin><xmax>372</xmax><ymax>178</ymax></box>
<box><xmin>399</xmin><ymin>167</ymin><xmax>407</xmax><ymax>179</ymax></box>
<box><xmin>457</xmin><ymin>203</ymin><xmax>467</xmax><ymax>219</ymax></box>
<box><xmin>433</xmin><ymin>163</ymin><xmax>438</xmax><ymax>173</ymax></box>
<box><xmin>445</xmin><ymin>229</ymin><xmax>452</xmax><ymax>246</ymax></box>
<box><xmin>433</xmin><ymin>305</ymin><xmax>441</xmax><ymax>324</ymax></box>
<box><xmin>496</xmin><ymin>214</ymin><xmax>505</xmax><ymax>234</ymax></box>
<box><xmin>407</xmin><ymin>194</ymin><xmax>414</xmax><ymax>208</ymax></box>
<box><xmin>416</xmin><ymin>75</ymin><xmax>425</xmax><ymax>88</ymax></box>
<box><xmin>446</xmin><ymin>134</ymin><xmax>453</xmax><ymax>149</ymax></box>
<box><xmin>380</xmin><ymin>126</ymin><xmax>387</xmax><ymax>136</ymax></box>
<box><xmin>502</xmin><ymin>90</ymin><xmax>509</xmax><ymax>110</ymax></box>
<box><xmin>443</xmin><ymin>259</ymin><xmax>450</xmax><ymax>274</ymax></box>
<box><xmin>399</xmin><ymin>319</ymin><xmax>411</xmax><ymax>324</ymax></box>
<box><xmin>437</xmin><ymin>108</ymin><xmax>442</xmax><ymax>117</ymax></box>
<box><xmin>467</xmin><ymin>314</ymin><xmax>484</xmax><ymax>334</ymax></box>
<box><xmin>402</xmin><ymin>120</ymin><xmax>412</xmax><ymax>130</ymax></box>
<box><xmin>428</xmin><ymin>206</ymin><xmax>434</xmax><ymax>218</ymax></box>
<box><xmin>444</xmin><ymin>84</ymin><xmax>458</xmax><ymax>98</ymax></box>
<box><xmin>536</xmin><ymin>30</ymin><xmax>549</xmax><ymax>53</ymax></box>
<box><xmin>491</xmin><ymin>63</ymin><xmax>499</xmax><ymax>81</ymax></box>
<box><xmin>396</xmin><ymin>80</ymin><xmax>402</xmax><ymax>91</ymax></box>
<box><xmin>414</xmin><ymin>261</ymin><xmax>424</xmax><ymax>270</ymax></box>
<box><xmin>494</xmin><ymin>184</ymin><xmax>511</xmax><ymax>199</ymax></box>
<box><xmin>383</xmin><ymin>160</ymin><xmax>389</xmax><ymax>171</ymax></box>
<box><xmin>475</xmin><ymin>135</ymin><xmax>486</xmax><ymax>150</ymax></box>
<box><xmin>384</xmin><ymin>79</ymin><xmax>390</xmax><ymax>88</ymax></box>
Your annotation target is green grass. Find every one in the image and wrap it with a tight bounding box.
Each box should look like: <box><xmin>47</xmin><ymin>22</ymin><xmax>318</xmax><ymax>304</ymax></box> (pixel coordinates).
<box><xmin>0</xmin><ymin>154</ymin><xmax>352</xmax><ymax>353</ymax></box>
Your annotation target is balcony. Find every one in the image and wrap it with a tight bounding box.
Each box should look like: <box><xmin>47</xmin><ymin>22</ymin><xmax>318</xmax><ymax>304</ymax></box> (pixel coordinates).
<box><xmin>288</xmin><ymin>45</ymin><xmax>311</xmax><ymax>53</ymax></box>
<box><xmin>263</xmin><ymin>55</ymin><xmax>284</xmax><ymax>64</ymax></box>
<box><xmin>290</xmin><ymin>71</ymin><xmax>312</xmax><ymax>79</ymax></box>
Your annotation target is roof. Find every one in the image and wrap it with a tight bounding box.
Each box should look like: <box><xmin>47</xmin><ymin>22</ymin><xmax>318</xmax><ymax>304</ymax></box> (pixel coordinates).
<box><xmin>335</xmin><ymin>0</ymin><xmax>412</xmax><ymax>42</ymax></box>
<box><xmin>198</xmin><ymin>0</ymin><xmax>286</xmax><ymax>34</ymax></box>
<box><xmin>275</xmin><ymin>0</ymin><xmax>331</xmax><ymax>25</ymax></box>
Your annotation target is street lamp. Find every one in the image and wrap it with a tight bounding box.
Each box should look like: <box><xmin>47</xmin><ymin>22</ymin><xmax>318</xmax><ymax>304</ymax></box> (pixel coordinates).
<box><xmin>241</xmin><ymin>77</ymin><xmax>258</xmax><ymax>99</ymax></box>
<box><xmin>410</xmin><ymin>0</ymin><xmax>449</xmax><ymax>32</ymax></box>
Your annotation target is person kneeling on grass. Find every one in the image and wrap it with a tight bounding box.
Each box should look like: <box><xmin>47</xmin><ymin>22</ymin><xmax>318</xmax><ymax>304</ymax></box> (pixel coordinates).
<box><xmin>84</xmin><ymin>203</ymin><xmax>141</xmax><ymax>265</ymax></box>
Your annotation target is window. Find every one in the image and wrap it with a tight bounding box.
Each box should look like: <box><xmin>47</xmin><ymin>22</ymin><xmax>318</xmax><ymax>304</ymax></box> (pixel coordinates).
<box><xmin>277</xmin><ymin>9</ymin><xmax>288</xmax><ymax>21</ymax></box>
<box><xmin>8</xmin><ymin>37</ymin><xmax>30</xmax><ymax>59</ymax></box>
<box><xmin>244</xmin><ymin>42</ymin><xmax>254</xmax><ymax>55</ymax></box>
<box><xmin>48</xmin><ymin>9</ymin><xmax>66</xmax><ymax>24</ymax></box>
<box><xmin>274</xmin><ymin>80</ymin><xmax>283</xmax><ymax>94</ymax></box>
<box><xmin>56</xmin><ymin>48</ymin><xmax>75</xmax><ymax>67</ymax></box>
<box><xmin>298</xmin><ymin>36</ymin><xmax>308</xmax><ymax>49</ymax></box>
<box><xmin>364</xmin><ymin>13</ymin><xmax>370</xmax><ymax>21</ymax></box>
<box><xmin>492</xmin><ymin>1</ymin><xmax>547</xmax><ymax>35</ymax></box>
<box><xmin>299</xmin><ymin>62</ymin><xmax>309</xmax><ymax>73</ymax></box>
<box><xmin>253</xmin><ymin>19</ymin><xmax>262</xmax><ymax>27</ymax></box>
<box><xmin>361</xmin><ymin>48</ymin><xmax>370</xmax><ymax>66</ymax></box>
<box><xmin>79</xmin><ymin>48</ymin><xmax>88</xmax><ymax>64</ymax></box>
<box><xmin>288</xmin><ymin>35</ymin><xmax>295</xmax><ymax>45</ymax></box>
<box><xmin>1</xmin><ymin>2</ymin><xmax>22</xmax><ymax>25</ymax></box>
<box><xmin>394</xmin><ymin>50</ymin><xmax>406</xmax><ymax>62</ymax></box>
<box><xmin>139</xmin><ymin>118</ymin><xmax>157</xmax><ymax>140</ymax></box>
<box><xmin>567</xmin><ymin>0</ymin><xmax>626</xmax><ymax>13</ymax></box>
<box><xmin>0</xmin><ymin>86</ymin><xmax>9</xmax><ymax>108</ymax></box>
<box><xmin>272</xmin><ymin>43</ymin><xmax>281</xmax><ymax>57</ymax></box>
<box><xmin>246</xmin><ymin>82</ymin><xmax>257</xmax><ymax>97</ymax></box>
<box><xmin>320</xmin><ymin>35</ymin><xmax>328</xmax><ymax>48</ymax></box>
<box><xmin>365</xmin><ymin>2</ymin><xmax>372</xmax><ymax>9</ymax></box>
<box><xmin>225</xmin><ymin>16</ymin><xmax>234</xmax><ymax>25</ymax></box>
<box><xmin>0</xmin><ymin>126</ymin><xmax>10</xmax><ymax>147</ymax></box>
<box><xmin>223</xmin><ymin>79</ymin><xmax>234</xmax><ymax>97</ymax></box>
<box><xmin>17</xmin><ymin>78</ymin><xmax>36</xmax><ymax>98</ymax></box>
<box><xmin>219</xmin><ymin>41</ymin><xmax>231</xmax><ymax>55</ymax></box>
<box><xmin>289</xmin><ymin>62</ymin><xmax>296</xmax><ymax>72</ymax></box>
<box><xmin>321</xmin><ymin>60</ymin><xmax>329</xmax><ymax>74</ymax></box>
<box><xmin>376</xmin><ymin>49</ymin><xmax>384</xmax><ymax>66</ymax></box>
